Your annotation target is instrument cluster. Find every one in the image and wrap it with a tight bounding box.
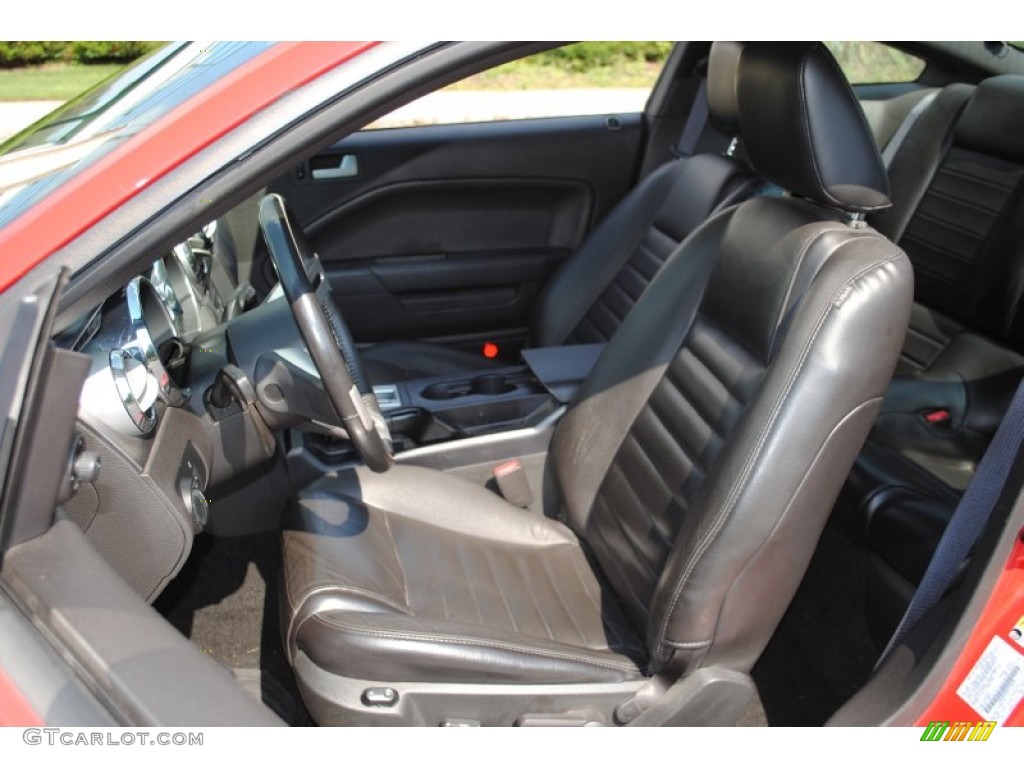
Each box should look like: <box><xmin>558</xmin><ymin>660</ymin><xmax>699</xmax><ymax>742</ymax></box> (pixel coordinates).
<box><xmin>76</xmin><ymin>224</ymin><xmax>240</xmax><ymax>439</ymax></box>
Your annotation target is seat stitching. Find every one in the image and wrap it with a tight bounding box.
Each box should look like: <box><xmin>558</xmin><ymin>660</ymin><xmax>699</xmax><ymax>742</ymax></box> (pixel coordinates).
<box><xmin>585</xmin><ymin>497</ymin><xmax>650</xmax><ymax>621</ymax></box>
<box><xmin>514</xmin><ymin>555</ymin><xmax>554</xmax><ymax>641</ymax></box>
<box><xmin>904</xmin><ymin>323</ymin><xmax>950</xmax><ymax>346</ymax></box>
<box><xmin>670</xmin><ymin>343</ymin><xmax>735</xmax><ymax>441</ymax></box>
<box><xmin>664</xmin><ymin>639</ymin><xmax>712</xmax><ymax>649</ymax></box>
<box><xmin>622</xmin><ymin>250</ymin><xmax>660</xmax><ymax>286</ymax></box>
<box><xmin>687</xmin><ymin>322</ymin><xmax>754</xmax><ymax>404</ymax></box>
<box><xmin>483</xmin><ymin>549</ymin><xmax>519</xmax><ymax>635</ymax></box>
<box><xmin>656</xmin><ymin>247</ymin><xmax>904</xmax><ymax>652</ymax></box>
<box><xmin>620</xmin><ymin>431</ymin><xmax>683</xmax><ymax>531</ymax></box>
<box><xmin>287</xmin><ymin>583</ymin><xmax>410</xmax><ymax>661</ymax></box>
<box><xmin>936</xmin><ymin>165</ymin><xmax>1017</xmax><ymax>193</ymax></box>
<box><xmin>901</xmin><ymin>235</ymin><xmax>989</xmax><ymax>269</ymax></box>
<box><xmin>452</xmin><ymin>538</ymin><xmax>484</xmax><ymax>626</ymax></box>
<box><xmin>772</xmin><ymin>227</ymin><xmax>841</xmax><ymax>349</ymax></box>
<box><xmin>380</xmin><ymin>508</ymin><xmax>410</xmax><ymax>609</ymax></box>
<box><xmin>599</xmin><ymin>463</ymin><xmax>663</xmax><ymax>581</ymax></box>
<box><xmin>913</xmin><ymin>199</ymin><xmax>1002</xmax><ymax>229</ymax></box>
<box><xmin>540</xmin><ymin>556</ymin><xmax>587</xmax><ymax>645</ymax></box>
<box><xmin>701</xmin><ymin>397</ymin><xmax>885</xmax><ymax>654</ymax></box>
<box><xmin>642</xmin><ymin>394</ymin><xmax>704</xmax><ymax>475</ymax></box>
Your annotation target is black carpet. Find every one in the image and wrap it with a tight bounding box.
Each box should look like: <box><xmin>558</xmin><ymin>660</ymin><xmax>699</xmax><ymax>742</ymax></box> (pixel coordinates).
<box><xmin>751</xmin><ymin>522</ymin><xmax>880</xmax><ymax>725</ymax></box>
<box><xmin>154</xmin><ymin>531</ymin><xmax>312</xmax><ymax>725</ymax></box>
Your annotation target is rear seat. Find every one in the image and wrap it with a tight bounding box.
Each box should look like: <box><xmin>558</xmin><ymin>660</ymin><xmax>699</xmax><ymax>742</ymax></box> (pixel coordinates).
<box><xmin>841</xmin><ymin>75</ymin><xmax>1024</xmax><ymax>644</ymax></box>
<box><xmin>863</xmin><ymin>77</ymin><xmax>1024</xmax><ymax>489</ymax></box>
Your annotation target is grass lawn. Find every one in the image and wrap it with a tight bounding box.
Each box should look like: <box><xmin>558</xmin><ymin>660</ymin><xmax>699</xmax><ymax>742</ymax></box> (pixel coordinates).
<box><xmin>1</xmin><ymin>57</ymin><xmax>653</xmax><ymax>102</ymax></box>
<box><xmin>0</xmin><ymin>63</ymin><xmax>125</xmax><ymax>101</ymax></box>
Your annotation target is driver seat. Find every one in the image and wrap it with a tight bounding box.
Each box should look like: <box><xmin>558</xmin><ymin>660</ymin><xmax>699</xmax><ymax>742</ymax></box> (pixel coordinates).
<box><xmin>280</xmin><ymin>42</ymin><xmax>913</xmax><ymax>726</ymax></box>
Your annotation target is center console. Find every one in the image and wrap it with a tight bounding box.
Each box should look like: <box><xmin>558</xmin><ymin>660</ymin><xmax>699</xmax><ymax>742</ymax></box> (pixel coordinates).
<box><xmin>225</xmin><ymin>297</ymin><xmax>606</xmax><ymax>479</ymax></box>
<box><xmin>289</xmin><ymin>344</ymin><xmax>604</xmax><ymax>483</ymax></box>
<box><xmin>373</xmin><ymin>343</ymin><xmax>605</xmax><ymax>444</ymax></box>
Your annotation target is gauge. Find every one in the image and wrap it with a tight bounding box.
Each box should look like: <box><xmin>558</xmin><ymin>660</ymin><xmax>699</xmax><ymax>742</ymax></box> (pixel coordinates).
<box><xmin>108</xmin><ymin>347</ymin><xmax>159</xmax><ymax>434</ymax></box>
<box><xmin>79</xmin><ymin>344</ymin><xmax>160</xmax><ymax>438</ymax></box>
<box><xmin>169</xmin><ymin>242</ymin><xmax>220</xmax><ymax>331</ymax></box>
<box><xmin>125</xmin><ymin>277</ymin><xmax>186</xmax><ymax>407</ymax></box>
<box><xmin>77</xmin><ymin>278</ymin><xmax>186</xmax><ymax>438</ymax></box>
<box><xmin>149</xmin><ymin>259</ymin><xmax>184</xmax><ymax>335</ymax></box>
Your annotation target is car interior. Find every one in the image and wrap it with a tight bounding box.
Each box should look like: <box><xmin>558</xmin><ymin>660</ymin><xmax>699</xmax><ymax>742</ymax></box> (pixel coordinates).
<box><xmin>4</xmin><ymin>40</ymin><xmax>1024</xmax><ymax>727</ymax></box>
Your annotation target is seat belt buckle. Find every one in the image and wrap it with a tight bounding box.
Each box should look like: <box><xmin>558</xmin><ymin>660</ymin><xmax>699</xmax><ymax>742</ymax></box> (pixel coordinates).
<box><xmin>922</xmin><ymin>408</ymin><xmax>953</xmax><ymax>429</ymax></box>
<box><xmin>492</xmin><ymin>459</ymin><xmax>533</xmax><ymax>508</ymax></box>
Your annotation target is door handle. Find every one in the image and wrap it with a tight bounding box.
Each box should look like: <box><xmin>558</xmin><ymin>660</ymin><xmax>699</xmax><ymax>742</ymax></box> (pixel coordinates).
<box><xmin>311</xmin><ymin>154</ymin><xmax>359</xmax><ymax>180</ymax></box>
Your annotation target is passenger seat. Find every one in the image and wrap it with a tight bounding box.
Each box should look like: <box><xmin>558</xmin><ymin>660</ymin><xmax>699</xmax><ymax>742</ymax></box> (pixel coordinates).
<box><xmin>360</xmin><ymin>56</ymin><xmax>760</xmax><ymax>383</ymax></box>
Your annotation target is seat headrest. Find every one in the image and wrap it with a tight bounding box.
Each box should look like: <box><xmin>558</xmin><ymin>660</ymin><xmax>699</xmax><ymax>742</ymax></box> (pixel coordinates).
<box><xmin>707</xmin><ymin>41</ymin><xmax>744</xmax><ymax>137</ymax></box>
<box><xmin>713</xmin><ymin>42</ymin><xmax>892</xmax><ymax>214</ymax></box>
<box><xmin>955</xmin><ymin>75</ymin><xmax>1024</xmax><ymax>163</ymax></box>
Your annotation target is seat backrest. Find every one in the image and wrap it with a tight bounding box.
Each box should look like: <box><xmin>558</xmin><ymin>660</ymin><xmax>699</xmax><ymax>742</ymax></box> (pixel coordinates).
<box><xmin>860</xmin><ymin>87</ymin><xmax>940</xmax><ymax>159</ymax></box>
<box><xmin>530</xmin><ymin>74</ymin><xmax>759</xmax><ymax>347</ymax></box>
<box><xmin>872</xmin><ymin>76</ymin><xmax>1024</xmax><ymax>350</ymax></box>
<box><xmin>549</xmin><ymin>42</ymin><xmax>913</xmax><ymax>678</ymax></box>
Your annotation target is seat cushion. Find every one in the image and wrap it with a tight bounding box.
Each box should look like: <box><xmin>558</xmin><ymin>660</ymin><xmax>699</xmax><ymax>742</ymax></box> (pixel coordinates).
<box><xmin>282</xmin><ymin>465</ymin><xmax>647</xmax><ymax>685</ymax></box>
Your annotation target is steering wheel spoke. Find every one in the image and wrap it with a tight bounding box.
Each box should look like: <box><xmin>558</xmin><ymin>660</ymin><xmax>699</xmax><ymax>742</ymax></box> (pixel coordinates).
<box><xmin>258</xmin><ymin>193</ymin><xmax>393</xmax><ymax>472</ymax></box>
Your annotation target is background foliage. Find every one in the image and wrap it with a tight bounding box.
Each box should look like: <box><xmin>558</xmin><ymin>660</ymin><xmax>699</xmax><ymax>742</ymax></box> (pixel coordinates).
<box><xmin>0</xmin><ymin>41</ymin><xmax>160</xmax><ymax>68</ymax></box>
<box><xmin>824</xmin><ymin>41</ymin><xmax>925</xmax><ymax>84</ymax></box>
<box><xmin>531</xmin><ymin>42</ymin><xmax>674</xmax><ymax>72</ymax></box>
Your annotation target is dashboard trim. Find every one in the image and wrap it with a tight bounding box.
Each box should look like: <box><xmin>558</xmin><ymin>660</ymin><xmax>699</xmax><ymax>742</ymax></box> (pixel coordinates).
<box><xmin>124</xmin><ymin>277</ymin><xmax>186</xmax><ymax>408</ymax></box>
<box><xmin>107</xmin><ymin>348</ymin><xmax>157</xmax><ymax>435</ymax></box>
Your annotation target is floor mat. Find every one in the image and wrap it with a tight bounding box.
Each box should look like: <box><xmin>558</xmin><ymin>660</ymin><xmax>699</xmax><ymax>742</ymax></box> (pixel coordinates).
<box><xmin>751</xmin><ymin>522</ymin><xmax>880</xmax><ymax>726</ymax></box>
<box><xmin>154</xmin><ymin>532</ymin><xmax>312</xmax><ymax>725</ymax></box>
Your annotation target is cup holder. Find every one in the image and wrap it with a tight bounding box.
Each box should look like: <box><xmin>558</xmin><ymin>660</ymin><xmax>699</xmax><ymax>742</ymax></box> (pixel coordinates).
<box><xmin>470</xmin><ymin>373</ymin><xmax>515</xmax><ymax>396</ymax></box>
<box><xmin>421</xmin><ymin>382</ymin><xmax>462</xmax><ymax>400</ymax></box>
<box><xmin>420</xmin><ymin>374</ymin><xmax>517</xmax><ymax>400</ymax></box>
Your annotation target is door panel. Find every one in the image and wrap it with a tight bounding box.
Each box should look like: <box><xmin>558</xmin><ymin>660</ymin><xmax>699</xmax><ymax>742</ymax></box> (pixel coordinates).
<box><xmin>267</xmin><ymin>114</ymin><xmax>644</xmax><ymax>348</ymax></box>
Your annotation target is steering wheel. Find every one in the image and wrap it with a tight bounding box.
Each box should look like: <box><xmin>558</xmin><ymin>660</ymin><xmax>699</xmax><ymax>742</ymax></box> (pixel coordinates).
<box><xmin>258</xmin><ymin>193</ymin><xmax>393</xmax><ymax>472</ymax></box>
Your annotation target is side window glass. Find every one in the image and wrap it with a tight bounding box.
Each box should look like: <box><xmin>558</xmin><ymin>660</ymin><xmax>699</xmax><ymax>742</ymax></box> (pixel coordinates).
<box><xmin>366</xmin><ymin>42</ymin><xmax>673</xmax><ymax>129</ymax></box>
<box><xmin>825</xmin><ymin>42</ymin><xmax>926</xmax><ymax>84</ymax></box>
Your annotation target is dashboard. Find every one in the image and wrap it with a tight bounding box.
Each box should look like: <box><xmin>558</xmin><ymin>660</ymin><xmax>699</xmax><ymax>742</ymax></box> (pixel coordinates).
<box><xmin>54</xmin><ymin>204</ymin><xmax>558</xmax><ymax>604</ymax></box>
<box><xmin>73</xmin><ymin>223</ymin><xmax>250</xmax><ymax>440</ymax></box>
<box><xmin>59</xmin><ymin>218</ymin><xmax>270</xmax><ymax>602</ymax></box>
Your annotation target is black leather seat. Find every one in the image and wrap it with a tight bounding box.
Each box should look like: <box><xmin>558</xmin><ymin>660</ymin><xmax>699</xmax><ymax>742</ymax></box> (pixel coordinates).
<box><xmin>281</xmin><ymin>42</ymin><xmax>913</xmax><ymax>726</ymax></box>
<box><xmin>829</xmin><ymin>77</ymin><xmax>1024</xmax><ymax>639</ymax></box>
<box><xmin>861</xmin><ymin>76</ymin><xmax>1024</xmax><ymax>492</ymax></box>
<box><xmin>361</xmin><ymin>70</ymin><xmax>759</xmax><ymax>383</ymax></box>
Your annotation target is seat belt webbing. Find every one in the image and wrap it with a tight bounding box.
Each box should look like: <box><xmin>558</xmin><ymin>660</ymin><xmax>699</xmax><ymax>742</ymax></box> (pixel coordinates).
<box><xmin>675</xmin><ymin>78</ymin><xmax>709</xmax><ymax>158</ymax></box>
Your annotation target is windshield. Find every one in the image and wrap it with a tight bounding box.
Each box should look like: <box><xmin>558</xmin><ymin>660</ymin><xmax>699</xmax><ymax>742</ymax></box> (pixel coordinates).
<box><xmin>0</xmin><ymin>41</ymin><xmax>274</xmax><ymax>229</ymax></box>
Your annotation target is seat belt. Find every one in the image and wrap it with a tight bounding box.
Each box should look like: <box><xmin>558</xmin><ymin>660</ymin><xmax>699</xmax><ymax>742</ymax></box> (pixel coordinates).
<box><xmin>877</xmin><ymin>376</ymin><xmax>1024</xmax><ymax>668</ymax></box>
<box><xmin>673</xmin><ymin>76</ymin><xmax>737</xmax><ymax>161</ymax></box>
<box><xmin>880</xmin><ymin>90</ymin><xmax>938</xmax><ymax>168</ymax></box>
<box><xmin>674</xmin><ymin>78</ymin><xmax>709</xmax><ymax>158</ymax></box>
